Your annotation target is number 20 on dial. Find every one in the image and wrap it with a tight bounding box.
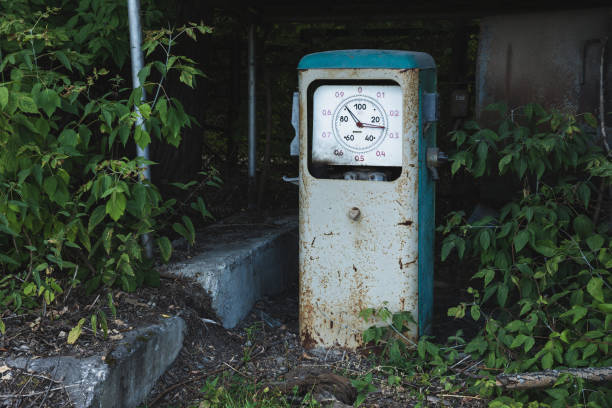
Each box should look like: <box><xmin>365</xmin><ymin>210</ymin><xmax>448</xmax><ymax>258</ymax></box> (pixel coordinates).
<box><xmin>312</xmin><ymin>85</ymin><xmax>403</xmax><ymax>167</ymax></box>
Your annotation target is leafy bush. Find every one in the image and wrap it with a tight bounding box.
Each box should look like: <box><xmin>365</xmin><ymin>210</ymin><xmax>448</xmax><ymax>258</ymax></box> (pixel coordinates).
<box><xmin>0</xmin><ymin>0</ymin><xmax>212</xmax><ymax>328</ymax></box>
<box><xmin>361</xmin><ymin>104</ymin><xmax>611</xmax><ymax>407</ymax></box>
<box><xmin>440</xmin><ymin>104</ymin><xmax>611</xmax><ymax>406</ymax></box>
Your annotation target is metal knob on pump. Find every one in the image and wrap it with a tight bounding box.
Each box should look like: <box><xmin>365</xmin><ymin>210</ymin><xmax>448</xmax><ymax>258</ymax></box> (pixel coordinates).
<box><xmin>426</xmin><ymin>147</ymin><xmax>448</xmax><ymax>180</ymax></box>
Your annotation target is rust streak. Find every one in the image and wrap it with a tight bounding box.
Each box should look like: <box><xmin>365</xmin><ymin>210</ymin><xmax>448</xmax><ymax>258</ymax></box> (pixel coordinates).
<box><xmin>404</xmin><ymin>258</ymin><xmax>417</xmax><ymax>266</ymax></box>
<box><xmin>397</xmin><ymin>220</ymin><xmax>413</xmax><ymax>226</ymax></box>
<box><xmin>311</xmin><ymin>237</ymin><xmax>316</xmax><ymax>247</ymax></box>
<box><xmin>399</xmin><ymin>258</ymin><xmax>403</xmax><ymax>269</ymax></box>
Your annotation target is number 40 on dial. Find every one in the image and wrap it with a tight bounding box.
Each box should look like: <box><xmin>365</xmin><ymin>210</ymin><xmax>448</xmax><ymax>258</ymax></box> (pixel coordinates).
<box><xmin>312</xmin><ymin>84</ymin><xmax>403</xmax><ymax>167</ymax></box>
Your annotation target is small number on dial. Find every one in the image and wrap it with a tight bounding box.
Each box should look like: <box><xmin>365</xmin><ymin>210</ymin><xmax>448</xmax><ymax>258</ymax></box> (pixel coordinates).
<box><xmin>333</xmin><ymin>149</ymin><xmax>344</xmax><ymax>156</ymax></box>
<box><xmin>335</xmin><ymin>91</ymin><xmax>344</xmax><ymax>98</ymax></box>
<box><xmin>354</xmin><ymin>155</ymin><xmax>364</xmax><ymax>162</ymax></box>
<box><xmin>344</xmin><ymin>135</ymin><xmax>354</xmax><ymax>141</ymax></box>
<box><xmin>339</xmin><ymin>116</ymin><xmax>349</xmax><ymax>122</ymax></box>
<box><xmin>389</xmin><ymin>132</ymin><xmax>400</xmax><ymax>139</ymax></box>
<box><xmin>321</xmin><ymin>131</ymin><xmax>331</xmax><ymax>138</ymax></box>
<box><xmin>364</xmin><ymin>135</ymin><xmax>375</xmax><ymax>142</ymax></box>
<box><xmin>376</xmin><ymin>150</ymin><xmax>386</xmax><ymax>157</ymax></box>
<box><xmin>389</xmin><ymin>110</ymin><xmax>400</xmax><ymax>117</ymax></box>
<box><xmin>322</xmin><ymin>109</ymin><xmax>332</xmax><ymax>116</ymax></box>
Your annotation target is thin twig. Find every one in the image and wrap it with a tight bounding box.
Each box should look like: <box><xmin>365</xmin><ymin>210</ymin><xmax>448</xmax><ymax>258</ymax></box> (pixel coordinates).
<box><xmin>63</xmin><ymin>265</ymin><xmax>79</xmax><ymax>305</ymax></box>
<box><xmin>0</xmin><ymin>384</ymin><xmax>79</xmax><ymax>399</ymax></box>
<box><xmin>438</xmin><ymin>394</ymin><xmax>483</xmax><ymax>400</ymax></box>
<box><xmin>151</xmin><ymin>25</ymin><xmax>173</xmax><ymax>111</ymax></box>
<box><xmin>223</xmin><ymin>362</ymin><xmax>251</xmax><ymax>378</ymax></box>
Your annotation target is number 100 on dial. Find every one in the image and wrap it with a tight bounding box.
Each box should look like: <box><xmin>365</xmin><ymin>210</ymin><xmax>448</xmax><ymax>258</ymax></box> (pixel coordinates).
<box><xmin>312</xmin><ymin>85</ymin><xmax>403</xmax><ymax>167</ymax></box>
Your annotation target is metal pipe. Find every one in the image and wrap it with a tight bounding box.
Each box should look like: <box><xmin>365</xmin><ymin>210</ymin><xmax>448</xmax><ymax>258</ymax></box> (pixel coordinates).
<box><xmin>248</xmin><ymin>24</ymin><xmax>257</xmax><ymax>208</ymax></box>
<box><xmin>127</xmin><ymin>0</ymin><xmax>153</xmax><ymax>257</ymax></box>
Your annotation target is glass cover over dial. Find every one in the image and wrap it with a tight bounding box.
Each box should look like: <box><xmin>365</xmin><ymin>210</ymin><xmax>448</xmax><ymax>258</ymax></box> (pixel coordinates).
<box><xmin>312</xmin><ymin>84</ymin><xmax>403</xmax><ymax>167</ymax></box>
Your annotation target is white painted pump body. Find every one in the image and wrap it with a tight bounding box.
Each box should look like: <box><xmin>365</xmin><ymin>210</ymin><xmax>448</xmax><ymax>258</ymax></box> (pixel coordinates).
<box><xmin>298</xmin><ymin>66</ymin><xmax>424</xmax><ymax>350</ymax></box>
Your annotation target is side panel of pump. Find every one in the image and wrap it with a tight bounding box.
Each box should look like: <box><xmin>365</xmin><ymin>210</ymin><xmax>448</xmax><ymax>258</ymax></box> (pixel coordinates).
<box><xmin>298</xmin><ymin>68</ymin><xmax>421</xmax><ymax>349</ymax></box>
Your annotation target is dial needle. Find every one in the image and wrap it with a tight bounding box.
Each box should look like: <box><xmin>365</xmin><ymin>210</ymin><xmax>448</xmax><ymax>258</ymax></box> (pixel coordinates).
<box><xmin>344</xmin><ymin>106</ymin><xmax>363</xmax><ymax>127</ymax></box>
<box><xmin>361</xmin><ymin>123</ymin><xmax>385</xmax><ymax>129</ymax></box>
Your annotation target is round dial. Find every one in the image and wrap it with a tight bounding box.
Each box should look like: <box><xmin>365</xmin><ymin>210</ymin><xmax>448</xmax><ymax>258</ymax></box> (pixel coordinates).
<box><xmin>333</xmin><ymin>95</ymin><xmax>388</xmax><ymax>153</ymax></box>
<box><xmin>311</xmin><ymin>84</ymin><xmax>403</xmax><ymax>167</ymax></box>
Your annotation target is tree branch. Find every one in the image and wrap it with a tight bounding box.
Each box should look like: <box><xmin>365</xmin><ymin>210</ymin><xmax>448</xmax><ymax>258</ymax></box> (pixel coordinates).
<box><xmin>496</xmin><ymin>366</ymin><xmax>612</xmax><ymax>390</ymax></box>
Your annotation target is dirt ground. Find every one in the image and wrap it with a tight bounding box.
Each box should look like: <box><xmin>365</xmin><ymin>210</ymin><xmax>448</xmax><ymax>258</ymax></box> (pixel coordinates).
<box><xmin>1</xmin><ymin>262</ymin><xmax>484</xmax><ymax>408</ymax></box>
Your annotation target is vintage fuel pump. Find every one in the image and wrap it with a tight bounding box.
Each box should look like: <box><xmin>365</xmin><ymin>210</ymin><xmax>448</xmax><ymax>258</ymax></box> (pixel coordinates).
<box><xmin>294</xmin><ymin>50</ymin><xmax>444</xmax><ymax>349</ymax></box>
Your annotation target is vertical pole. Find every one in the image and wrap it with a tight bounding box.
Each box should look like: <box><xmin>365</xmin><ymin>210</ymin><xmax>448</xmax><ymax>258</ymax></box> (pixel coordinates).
<box><xmin>247</xmin><ymin>24</ymin><xmax>257</xmax><ymax>209</ymax></box>
<box><xmin>127</xmin><ymin>0</ymin><xmax>153</xmax><ymax>257</ymax></box>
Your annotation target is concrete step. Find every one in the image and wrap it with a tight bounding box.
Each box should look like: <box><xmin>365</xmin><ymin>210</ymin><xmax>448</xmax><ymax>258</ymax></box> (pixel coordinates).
<box><xmin>161</xmin><ymin>215</ymin><xmax>298</xmax><ymax>328</ymax></box>
<box><xmin>5</xmin><ymin>316</ymin><xmax>185</xmax><ymax>408</ymax></box>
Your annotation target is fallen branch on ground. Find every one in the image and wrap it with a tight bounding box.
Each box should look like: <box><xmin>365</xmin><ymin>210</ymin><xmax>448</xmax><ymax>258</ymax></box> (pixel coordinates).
<box><xmin>496</xmin><ymin>366</ymin><xmax>612</xmax><ymax>390</ymax></box>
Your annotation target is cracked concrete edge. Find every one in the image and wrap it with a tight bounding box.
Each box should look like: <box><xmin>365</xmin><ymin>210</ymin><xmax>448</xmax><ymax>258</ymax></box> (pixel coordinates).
<box><xmin>6</xmin><ymin>315</ymin><xmax>186</xmax><ymax>408</ymax></box>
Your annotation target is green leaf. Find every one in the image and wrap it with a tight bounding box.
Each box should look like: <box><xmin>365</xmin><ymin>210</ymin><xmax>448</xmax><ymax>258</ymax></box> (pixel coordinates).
<box><xmin>583</xmin><ymin>112</ymin><xmax>597</xmax><ymax>128</ymax></box>
<box><xmin>137</xmin><ymin>64</ymin><xmax>151</xmax><ymax>86</ymax></box>
<box><xmin>91</xmin><ymin>314</ymin><xmax>97</xmax><ymax>337</ymax></box>
<box><xmin>524</xmin><ymin>336</ymin><xmax>535</xmax><ymax>352</ymax></box>
<box><xmin>0</xmin><ymin>87</ymin><xmax>8</xmax><ymax>109</ymax></box>
<box><xmin>106</xmin><ymin>192</ymin><xmax>126</xmax><ymax>221</ymax></box>
<box><xmin>498</xmin><ymin>154</ymin><xmax>512</xmax><ymax>174</ymax></box>
<box><xmin>441</xmin><ymin>239</ymin><xmax>455</xmax><ymax>261</ymax></box>
<box><xmin>59</xmin><ymin>129</ymin><xmax>78</xmax><ymax>147</ymax></box>
<box><xmin>587</xmin><ymin>277</ymin><xmax>604</xmax><ymax>302</ymax></box>
<box><xmin>67</xmin><ymin>318</ymin><xmax>86</xmax><ymax>344</ymax></box>
<box><xmin>573</xmin><ymin>215</ymin><xmax>594</xmax><ymax>238</ymax></box>
<box><xmin>181</xmin><ymin>216</ymin><xmax>195</xmax><ymax>243</ymax></box>
<box><xmin>134</xmin><ymin>126</ymin><xmax>151</xmax><ymax>148</ymax></box>
<box><xmin>582</xmin><ymin>343</ymin><xmax>598</xmax><ymax>359</ymax></box>
<box><xmin>483</xmin><ymin>269</ymin><xmax>495</xmax><ymax>287</ymax></box>
<box><xmin>88</xmin><ymin>205</ymin><xmax>106</xmax><ymax>232</ymax></box>
<box><xmin>586</xmin><ymin>234</ymin><xmax>604</xmax><ymax>252</ymax></box>
<box><xmin>514</xmin><ymin>230</ymin><xmax>529</xmax><ymax>252</ymax></box>
<box><xmin>597</xmin><ymin>303</ymin><xmax>612</xmax><ymax>313</ymax></box>
<box><xmin>18</xmin><ymin>95</ymin><xmax>38</xmax><ymax>114</ymax></box>
<box><xmin>510</xmin><ymin>334</ymin><xmax>527</xmax><ymax>348</ymax></box>
<box><xmin>37</xmin><ymin>89</ymin><xmax>61</xmax><ymax>117</ymax></box>
<box><xmin>541</xmin><ymin>352</ymin><xmax>553</xmax><ymax>369</ymax></box>
<box><xmin>497</xmin><ymin>283</ymin><xmax>509</xmax><ymax>307</ymax></box>
<box><xmin>479</xmin><ymin>230</ymin><xmax>490</xmax><ymax>250</ymax></box>
<box><xmin>55</xmin><ymin>50</ymin><xmax>72</xmax><ymax>71</ymax></box>
<box><xmin>470</xmin><ymin>304</ymin><xmax>481</xmax><ymax>321</ymax></box>
<box><xmin>0</xmin><ymin>253</ymin><xmax>20</xmax><ymax>266</ymax></box>
<box><xmin>577</xmin><ymin>183</ymin><xmax>591</xmax><ymax>208</ymax></box>
<box><xmin>172</xmin><ymin>222</ymin><xmax>191</xmax><ymax>243</ymax></box>
<box><xmin>157</xmin><ymin>236</ymin><xmax>172</xmax><ymax>263</ymax></box>
<box><xmin>43</xmin><ymin>176</ymin><xmax>58</xmax><ymax>199</ymax></box>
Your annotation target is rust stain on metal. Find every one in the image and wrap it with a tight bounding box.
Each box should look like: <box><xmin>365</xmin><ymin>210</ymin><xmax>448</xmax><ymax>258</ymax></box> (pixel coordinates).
<box><xmin>404</xmin><ymin>257</ymin><xmax>417</xmax><ymax>266</ymax></box>
<box><xmin>323</xmin><ymin>232</ymin><xmax>334</xmax><ymax>236</ymax></box>
<box><xmin>311</xmin><ymin>237</ymin><xmax>316</xmax><ymax>246</ymax></box>
<box><xmin>397</xmin><ymin>220</ymin><xmax>413</xmax><ymax>226</ymax></box>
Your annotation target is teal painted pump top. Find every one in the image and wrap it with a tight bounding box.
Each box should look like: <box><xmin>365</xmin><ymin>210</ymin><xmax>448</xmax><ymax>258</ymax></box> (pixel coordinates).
<box><xmin>298</xmin><ymin>49</ymin><xmax>436</xmax><ymax>70</ymax></box>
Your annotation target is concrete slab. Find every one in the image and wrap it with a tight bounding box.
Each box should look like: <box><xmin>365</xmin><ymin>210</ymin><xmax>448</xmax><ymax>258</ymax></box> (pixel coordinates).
<box><xmin>161</xmin><ymin>215</ymin><xmax>298</xmax><ymax>328</ymax></box>
<box><xmin>6</xmin><ymin>316</ymin><xmax>185</xmax><ymax>408</ymax></box>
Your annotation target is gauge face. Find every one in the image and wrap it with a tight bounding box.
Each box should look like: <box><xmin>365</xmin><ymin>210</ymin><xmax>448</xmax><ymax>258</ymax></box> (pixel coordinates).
<box><xmin>312</xmin><ymin>84</ymin><xmax>403</xmax><ymax>167</ymax></box>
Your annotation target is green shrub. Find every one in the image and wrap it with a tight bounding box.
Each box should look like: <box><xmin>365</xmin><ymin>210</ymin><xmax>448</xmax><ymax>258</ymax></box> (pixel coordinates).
<box><xmin>441</xmin><ymin>103</ymin><xmax>611</xmax><ymax>406</ymax></box>
<box><xmin>0</xmin><ymin>0</ymin><xmax>212</xmax><ymax>326</ymax></box>
<box><xmin>361</xmin><ymin>103</ymin><xmax>611</xmax><ymax>407</ymax></box>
